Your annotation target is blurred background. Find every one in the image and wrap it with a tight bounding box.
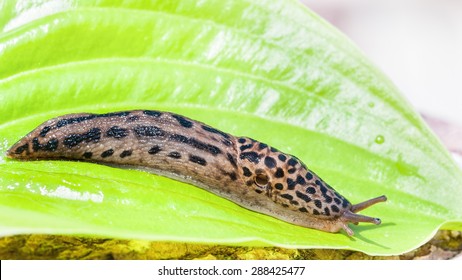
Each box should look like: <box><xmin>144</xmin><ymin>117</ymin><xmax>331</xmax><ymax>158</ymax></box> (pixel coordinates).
<box><xmin>302</xmin><ymin>0</ymin><xmax>462</xmax><ymax>160</ymax></box>
<box><xmin>302</xmin><ymin>0</ymin><xmax>462</xmax><ymax>124</ymax></box>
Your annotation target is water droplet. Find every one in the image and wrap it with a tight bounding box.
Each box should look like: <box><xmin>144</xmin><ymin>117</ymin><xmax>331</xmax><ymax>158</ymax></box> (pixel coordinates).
<box><xmin>375</xmin><ymin>135</ymin><xmax>385</xmax><ymax>144</ymax></box>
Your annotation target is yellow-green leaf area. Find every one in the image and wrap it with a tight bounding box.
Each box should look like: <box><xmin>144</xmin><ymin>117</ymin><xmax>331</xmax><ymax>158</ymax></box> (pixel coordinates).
<box><xmin>0</xmin><ymin>0</ymin><xmax>461</xmax><ymax>256</ymax></box>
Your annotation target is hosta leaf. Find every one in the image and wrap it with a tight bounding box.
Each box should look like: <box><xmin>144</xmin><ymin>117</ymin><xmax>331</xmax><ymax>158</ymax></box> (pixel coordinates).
<box><xmin>0</xmin><ymin>0</ymin><xmax>461</xmax><ymax>256</ymax></box>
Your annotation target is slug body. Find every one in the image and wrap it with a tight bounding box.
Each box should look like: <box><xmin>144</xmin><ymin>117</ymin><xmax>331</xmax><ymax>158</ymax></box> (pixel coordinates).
<box><xmin>7</xmin><ymin>110</ymin><xmax>386</xmax><ymax>235</ymax></box>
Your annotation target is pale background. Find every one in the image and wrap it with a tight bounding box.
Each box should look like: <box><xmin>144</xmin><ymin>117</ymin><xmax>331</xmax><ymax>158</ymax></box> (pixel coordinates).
<box><xmin>302</xmin><ymin>0</ymin><xmax>462</xmax><ymax>125</ymax></box>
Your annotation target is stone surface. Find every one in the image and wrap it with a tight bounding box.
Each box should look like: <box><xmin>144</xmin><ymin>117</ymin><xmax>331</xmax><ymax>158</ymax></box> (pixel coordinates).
<box><xmin>0</xmin><ymin>230</ymin><xmax>460</xmax><ymax>260</ymax></box>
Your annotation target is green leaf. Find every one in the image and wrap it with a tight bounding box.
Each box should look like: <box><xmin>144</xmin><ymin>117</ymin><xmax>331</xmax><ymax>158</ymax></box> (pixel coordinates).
<box><xmin>0</xmin><ymin>0</ymin><xmax>461</xmax><ymax>256</ymax></box>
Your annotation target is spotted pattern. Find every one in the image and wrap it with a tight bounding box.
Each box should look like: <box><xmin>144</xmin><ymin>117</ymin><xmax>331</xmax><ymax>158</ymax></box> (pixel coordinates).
<box><xmin>32</xmin><ymin>137</ymin><xmax>59</xmax><ymax>152</ymax></box>
<box><xmin>7</xmin><ymin>109</ymin><xmax>367</xmax><ymax>233</ymax></box>
<box><xmin>106</xmin><ymin>126</ymin><xmax>129</xmax><ymax>139</ymax></box>
<box><xmin>169</xmin><ymin>134</ymin><xmax>222</xmax><ymax>155</ymax></box>
<box><xmin>148</xmin><ymin>145</ymin><xmax>162</xmax><ymax>154</ymax></box>
<box><xmin>168</xmin><ymin>151</ymin><xmax>181</xmax><ymax>159</ymax></box>
<box><xmin>63</xmin><ymin>128</ymin><xmax>101</xmax><ymax>148</ymax></box>
<box><xmin>83</xmin><ymin>151</ymin><xmax>92</xmax><ymax>159</ymax></box>
<box><xmin>236</xmin><ymin>137</ymin><xmax>350</xmax><ymax>218</ymax></box>
<box><xmin>101</xmin><ymin>149</ymin><xmax>114</xmax><ymax>158</ymax></box>
<box><xmin>120</xmin><ymin>150</ymin><xmax>132</xmax><ymax>158</ymax></box>
<box><xmin>189</xmin><ymin>154</ymin><xmax>207</xmax><ymax>166</ymax></box>
<box><xmin>55</xmin><ymin>111</ymin><xmax>131</xmax><ymax>129</ymax></box>
<box><xmin>172</xmin><ymin>114</ymin><xmax>193</xmax><ymax>128</ymax></box>
<box><xmin>133</xmin><ymin>125</ymin><xmax>165</xmax><ymax>137</ymax></box>
<box><xmin>14</xmin><ymin>143</ymin><xmax>29</xmax><ymax>154</ymax></box>
<box><xmin>39</xmin><ymin>126</ymin><xmax>51</xmax><ymax>137</ymax></box>
<box><xmin>143</xmin><ymin>110</ymin><xmax>162</xmax><ymax>117</ymax></box>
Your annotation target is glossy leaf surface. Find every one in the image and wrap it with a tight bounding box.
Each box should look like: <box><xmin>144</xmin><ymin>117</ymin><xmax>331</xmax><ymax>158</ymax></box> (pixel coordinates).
<box><xmin>0</xmin><ymin>0</ymin><xmax>461</xmax><ymax>255</ymax></box>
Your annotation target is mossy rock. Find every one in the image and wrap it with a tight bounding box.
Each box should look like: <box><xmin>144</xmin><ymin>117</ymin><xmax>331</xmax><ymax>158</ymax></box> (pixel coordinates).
<box><xmin>1</xmin><ymin>230</ymin><xmax>460</xmax><ymax>260</ymax></box>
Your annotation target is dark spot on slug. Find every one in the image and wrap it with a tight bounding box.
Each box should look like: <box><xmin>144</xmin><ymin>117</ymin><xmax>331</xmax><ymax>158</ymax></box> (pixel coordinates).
<box><xmin>320</xmin><ymin>185</ymin><xmax>328</xmax><ymax>194</ymax></box>
<box><xmin>274</xmin><ymin>168</ymin><xmax>284</xmax><ymax>178</ymax></box>
<box><xmin>324</xmin><ymin>207</ymin><xmax>330</xmax><ymax>216</ymax></box>
<box><xmin>333</xmin><ymin>190</ymin><xmax>342</xmax><ymax>198</ymax></box>
<box><xmin>342</xmin><ymin>199</ymin><xmax>349</xmax><ymax>208</ymax></box>
<box><xmin>290</xmin><ymin>200</ymin><xmax>299</xmax><ymax>206</ymax></box>
<box><xmin>255</xmin><ymin>189</ymin><xmax>263</xmax><ymax>194</ymax></box>
<box><xmin>278</xmin><ymin>154</ymin><xmax>287</xmax><ymax>162</ymax></box>
<box><xmin>296</xmin><ymin>190</ymin><xmax>311</xmax><ymax>203</ymax></box>
<box><xmin>313</xmin><ymin>209</ymin><xmax>320</xmax><ymax>215</ymax></box>
<box><xmin>288</xmin><ymin>168</ymin><xmax>296</xmax><ymax>174</ymax></box>
<box><xmin>56</xmin><ymin>115</ymin><xmax>96</xmax><ymax>128</ymax></box>
<box><xmin>172</xmin><ymin>114</ymin><xmax>193</xmax><ymax>128</ymax></box>
<box><xmin>246</xmin><ymin>180</ymin><xmax>253</xmax><ymax>187</ymax></box>
<box><xmin>189</xmin><ymin>155</ymin><xmax>207</xmax><ymax>166</ymax></box>
<box><xmin>148</xmin><ymin>145</ymin><xmax>162</xmax><ymax>155</ymax></box>
<box><xmin>106</xmin><ymin>126</ymin><xmax>129</xmax><ymax>139</ymax></box>
<box><xmin>31</xmin><ymin>138</ymin><xmax>40</xmax><ymax>151</ymax></box>
<box><xmin>323</xmin><ymin>193</ymin><xmax>333</xmax><ymax>203</ymax></box>
<box><xmin>201</xmin><ymin>125</ymin><xmax>230</xmax><ymax>139</ymax></box>
<box><xmin>314</xmin><ymin>199</ymin><xmax>322</xmax><ymax>209</ymax></box>
<box><xmin>222</xmin><ymin>139</ymin><xmax>233</xmax><ymax>146</ymax></box>
<box><xmin>63</xmin><ymin>128</ymin><xmax>101</xmax><ymax>148</ymax></box>
<box><xmin>286</xmin><ymin>178</ymin><xmax>296</xmax><ymax>190</ymax></box>
<box><xmin>101</xmin><ymin>149</ymin><xmax>114</xmax><ymax>158</ymax></box>
<box><xmin>143</xmin><ymin>110</ymin><xmax>162</xmax><ymax>117</ymax></box>
<box><xmin>133</xmin><ymin>125</ymin><xmax>165</xmax><ymax>137</ymax></box>
<box><xmin>296</xmin><ymin>175</ymin><xmax>306</xmax><ymax>185</ymax></box>
<box><xmin>228</xmin><ymin>172</ymin><xmax>237</xmax><ymax>181</ymax></box>
<box><xmin>305</xmin><ymin>172</ymin><xmax>313</xmax><ymax>180</ymax></box>
<box><xmin>240</xmin><ymin>152</ymin><xmax>260</xmax><ymax>163</ymax></box>
<box><xmin>258</xmin><ymin>142</ymin><xmax>268</xmax><ymax>150</ymax></box>
<box><xmin>238</xmin><ymin>138</ymin><xmax>246</xmax><ymax>144</ymax></box>
<box><xmin>169</xmin><ymin>133</ymin><xmax>188</xmax><ymax>143</ymax></box>
<box><xmin>127</xmin><ymin>116</ymin><xmax>140</xmax><ymax>122</ymax></box>
<box><xmin>288</xmin><ymin>158</ymin><xmax>298</xmax><ymax>166</ymax></box>
<box><xmin>39</xmin><ymin>126</ymin><xmax>51</xmax><ymax>137</ymax></box>
<box><xmin>120</xmin><ymin>150</ymin><xmax>132</xmax><ymax>158</ymax></box>
<box><xmin>315</xmin><ymin>180</ymin><xmax>322</xmax><ymax>186</ymax></box>
<box><xmin>239</xmin><ymin>144</ymin><xmax>253</xmax><ymax>151</ymax></box>
<box><xmin>169</xmin><ymin>134</ymin><xmax>222</xmax><ymax>155</ymax></box>
<box><xmin>32</xmin><ymin>137</ymin><xmax>59</xmax><ymax>152</ymax></box>
<box><xmin>82</xmin><ymin>152</ymin><xmax>92</xmax><ymax>159</ymax></box>
<box><xmin>168</xmin><ymin>151</ymin><xmax>181</xmax><ymax>159</ymax></box>
<box><xmin>98</xmin><ymin>111</ymin><xmax>131</xmax><ymax>118</ymax></box>
<box><xmin>242</xmin><ymin>167</ymin><xmax>252</xmax><ymax>177</ymax></box>
<box><xmin>299</xmin><ymin>207</ymin><xmax>308</xmax><ymax>213</ymax></box>
<box><xmin>56</xmin><ymin>112</ymin><xmax>129</xmax><ymax>128</ymax></box>
<box><xmin>334</xmin><ymin>197</ymin><xmax>342</xmax><ymax>205</ymax></box>
<box><xmin>331</xmin><ymin>205</ymin><xmax>340</xmax><ymax>213</ymax></box>
<box><xmin>46</xmin><ymin>139</ymin><xmax>59</xmax><ymax>151</ymax></box>
<box><xmin>226</xmin><ymin>153</ymin><xmax>237</xmax><ymax>167</ymax></box>
<box><xmin>274</xmin><ymin>183</ymin><xmax>283</xmax><ymax>190</ymax></box>
<box><xmin>264</xmin><ymin>156</ymin><xmax>276</xmax><ymax>168</ymax></box>
<box><xmin>306</xmin><ymin>187</ymin><xmax>316</xmax><ymax>194</ymax></box>
<box><xmin>14</xmin><ymin>143</ymin><xmax>29</xmax><ymax>154</ymax></box>
<box><xmin>270</xmin><ymin>147</ymin><xmax>278</xmax><ymax>152</ymax></box>
<box><xmin>280</xmin><ymin>193</ymin><xmax>293</xmax><ymax>200</ymax></box>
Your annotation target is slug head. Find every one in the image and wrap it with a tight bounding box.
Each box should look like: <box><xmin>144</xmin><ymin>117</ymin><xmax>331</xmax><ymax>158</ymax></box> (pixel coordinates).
<box><xmin>236</xmin><ymin>136</ymin><xmax>387</xmax><ymax>235</ymax></box>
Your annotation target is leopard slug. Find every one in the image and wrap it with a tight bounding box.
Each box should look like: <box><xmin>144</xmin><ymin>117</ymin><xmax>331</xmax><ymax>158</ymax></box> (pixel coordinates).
<box><xmin>6</xmin><ymin>110</ymin><xmax>386</xmax><ymax>235</ymax></box>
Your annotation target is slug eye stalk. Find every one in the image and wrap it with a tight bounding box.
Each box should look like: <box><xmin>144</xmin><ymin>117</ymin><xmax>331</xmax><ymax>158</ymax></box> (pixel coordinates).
<box><xmin>341</xmin><ymin>195</ymin><xmax>387</xmax><ymax>236</ymax></box>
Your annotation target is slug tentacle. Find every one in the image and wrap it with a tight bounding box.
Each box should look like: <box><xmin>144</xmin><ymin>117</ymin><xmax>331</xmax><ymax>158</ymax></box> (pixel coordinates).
<box><xmin>350</xmin><ymin>195</ymin><xmax>387</xmax><ymax>213</ymax></box>
<box><xmin>6</xmin><ymin>110</ymin><xmax>387</xmax><ymax>236</ymax></box>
